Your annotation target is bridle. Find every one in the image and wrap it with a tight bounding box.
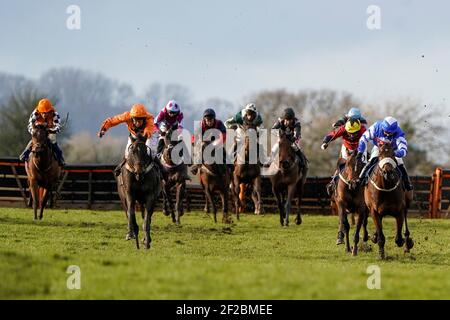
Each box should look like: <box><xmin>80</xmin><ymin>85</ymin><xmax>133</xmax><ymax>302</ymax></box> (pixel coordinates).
<box><xmin>370</xmin><ymin>157</ymin><xmax>401</xmax><ymax>192</ymax></box>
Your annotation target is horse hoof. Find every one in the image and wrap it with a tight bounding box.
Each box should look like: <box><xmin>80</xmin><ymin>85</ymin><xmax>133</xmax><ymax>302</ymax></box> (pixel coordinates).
<box><xmin>371</xmin><ymin>234</ymin><xmax>378</xmax><ymax>244</ymax></box>
<box><xmin>336</xmin><ymin>238</ymin><xmax>344</xmax><ymax>245</ymax></box>
<box><xmin>295</xmin><ymin>217</ymin><xmax>302</xmax><ymax>225</ymax></box>
<box><xmin>406</xmin><ymin>238</ymin><xmax>414</xmax><ymax>250</ymax></box>
<box><xmin>125</xmin><ymin>233</ymin><xmax>135</xmax><ymax>240</ymax></box>
<box><xmin>395</xmin><ymin>238</ymin><xmax>405</xmax><ymax>247</ymax></box>
<box><xmin>352</xmin><ymin>248</ymin><xmax>358</xmax><ymax>256</ymax></box>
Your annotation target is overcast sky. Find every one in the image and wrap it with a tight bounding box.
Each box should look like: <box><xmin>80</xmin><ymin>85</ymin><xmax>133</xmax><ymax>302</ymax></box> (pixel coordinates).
<box><xmin>1</xmin><ymin>0</ymin><xmax>450</xmax><ymax>110</ymax></box>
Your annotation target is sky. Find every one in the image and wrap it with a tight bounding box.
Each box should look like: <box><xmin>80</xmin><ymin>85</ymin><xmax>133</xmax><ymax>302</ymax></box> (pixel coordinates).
<box><xmin>1</xmin><ymin>0</ymin><xmax>450</xmax><ymax>111</ymax></box>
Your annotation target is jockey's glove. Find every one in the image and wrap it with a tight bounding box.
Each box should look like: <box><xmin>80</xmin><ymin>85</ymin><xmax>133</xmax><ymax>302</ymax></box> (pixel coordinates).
<box><xmin>356</xmin><ymin>152</ymin><xmax>363</xmax><ymax>160</ymax></box>
<box><xmin>321</xmin><ymin>143</ymin><xmax>328</xmax><ymax>150</ymax></box>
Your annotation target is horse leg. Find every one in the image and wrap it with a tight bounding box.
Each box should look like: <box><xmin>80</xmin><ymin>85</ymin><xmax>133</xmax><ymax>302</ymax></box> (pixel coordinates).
<box><xmin>336</xmin><ymin>201</ymin><xmax>346</xmax><ymax>246</ymax></box>
<box><xmin>174</xmin><ymin>182</ymin><xmax>184</xmax><ymax>225</ymax></box>
<box><xmin>239</xmin><ymin>183</ymin><xmax>246</xmax><ymax>213</ymax></box>
<box><xmin>220</xmin><ymin>189</ymin><xmax>230</xmax><ymax>224</ymax></box>
<box><xmin>273</xmin><ymin>186</ymin><xmax>284</xmax><ymax>226</ymax></box>
<box><xmin>200</xmin><ymin>180</ymin><xmax>210</xmax><ymax>213</ymax></box>
<box><xmin>295</xmin><ymin>182</ymin><xmax>304</xmax><ymax>225</ymax></box>
<box><xmin>143</xmin><ymin>201</ymin><xmax>155</xmax><ymax>250</ymax></box>
<box><xmin>394</xmin><ymin>213</ymin><xmax>405</xmax><ymax>248</ymax></box>
<box><xmin>30</xmin><ymin>181</ymin><xmax>39</xmax><ymax>220</ymax></box>
<box><xmin>404</xmin><ymin>208</ymin><xmax>414</xmax><ymax>253</ymax></box>
<box><xmin>127</xmin><ymin>195</ymin><xmax>139</xmax><ymax>249</ymax></box>
<box><xmin>252</xmin><ymin>177</ymin><xmax>262</xmax><ymax>215</ymax></box>
<box><xmin>39</xmin><ymin>188</ymin><xmax>50</xmax><ymax>220</ymax></box>
<box><xmin>233</xmin><ymin>178</ymin><xmax>241</xmax><ymax>220</ymax></box>
<box><xmin>162</xmin><ymin>185</ymin><xmax>170</xmax><ymax>216</ymax></box>
<box><xmin>371</xmin><ymin>212</ymin><xmax>385</xmax><ymax>259</ymax></box>
<box><xmin>352</xmin><ymin>210</ymin><xmax>364</xmax><ymax>256</ymax></box>
<box><xmin>362</xmin><ymin>207</ymin><xmax>369</xmax><ymax>242</ymax></box>
<box><xmin>205</xmin><ymin>187</ymin><xmax>217</xmax><ymax>223</ymax></box>
<box><xmin>284</xmin><ymin>184</ymin><xmax>297</xmax><ymax>227</ymax></box>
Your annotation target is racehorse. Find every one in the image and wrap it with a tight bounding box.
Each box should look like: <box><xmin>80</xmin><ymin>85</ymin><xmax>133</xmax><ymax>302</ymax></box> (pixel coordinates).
<box><xmin>364</xmin><ymin>141</ymin><xmax>414</xmax><ymax>259</ymax></box>
<box><xmin>160</xmin><ymin>126</ymin><xmax>190</xmax><ymax>225</ymax></box>
<box><xmin>25</xmin><ymin>124</ymin><xmax>61</xmax><ymax>220</ymax></box>
<box><xmin>117</xmin><ymin>135</ymin><xmax>161</xmax><ymax>249</ymax></box>
<box><xmin>196</xmin><ymin>141</ymin><xmax>232</xmax><ymax>224</ymax></box>
<box><xmin>231</xmin><ymin>124</ymin><xmax>263</xmax><ymax>219</ymax></box>
<box><xmin>331</xmin><ymin>151</ymin><xmax>369</xmax><ymax>255</ymax></box>
<box><xmin>269</xmin><ymin>131</ymin><xmax>308</xmax><ymax>226</ymax></box>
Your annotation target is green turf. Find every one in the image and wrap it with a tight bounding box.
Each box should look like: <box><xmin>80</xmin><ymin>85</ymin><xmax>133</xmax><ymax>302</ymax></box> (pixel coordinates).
<box><xmin>0</xmin><ymin>208</ymin><xmax>449</xmax><ymax>299</ymax></box>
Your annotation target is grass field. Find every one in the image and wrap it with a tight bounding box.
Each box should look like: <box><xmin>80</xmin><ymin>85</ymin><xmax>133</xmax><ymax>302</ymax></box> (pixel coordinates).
<box><xmin>0</xmin><ymin>208</ymin><xmax>449</xmax><ymax>299</ymax></box>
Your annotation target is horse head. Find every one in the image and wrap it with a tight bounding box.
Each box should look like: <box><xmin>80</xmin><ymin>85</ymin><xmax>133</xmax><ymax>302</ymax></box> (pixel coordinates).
<box><xmin>31</xmin><ymin>123</ymin><xmax>49</xmax><ymax>154</ymax></box>
<box><xmin>377</xmin><ymin>141</ymin><xmax>398</xmax><ymax>181</ymax></box>
<box><xmin>278</xmin><ymin>130</ymin><xmax>296</xmax><ymax>170</ymax></box>
<box><xmin>127</xmin><ymin>134</ymin><xmax>151</xmax><ymax>181</ymax></box>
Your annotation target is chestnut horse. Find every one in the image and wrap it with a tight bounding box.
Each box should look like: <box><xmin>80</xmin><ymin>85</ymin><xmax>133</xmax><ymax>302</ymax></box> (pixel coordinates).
<box><xmin>331</xmin><ymin>151</ymin><xmax>369</xmax><ymax>255</ymax></box>
<box><xmin>196</xmin><ymin>141</ymin><xmax>232</xmax><ymax>224</ymax></box>
<box><xmin>269</xmin><ymin>131</ymin><xmax>308</xmax><ymax>226</ymax></box>
<box><xmin>364</xmin><ymin>142</ymin><xmax>414</xmax><ymax>259</ymax></box>
<box><xmin>26</xmin><ymin>124</ymin><xmax>60</xmax><ymax>220</ymax></box>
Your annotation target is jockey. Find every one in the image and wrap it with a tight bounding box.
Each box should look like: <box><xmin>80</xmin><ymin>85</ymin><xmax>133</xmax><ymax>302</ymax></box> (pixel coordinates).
<box><xmin>190</xmin><ymin>108</ymin><xmax>232</xmax><ymax>175</ymax></box>
<box><xmin>356</xmin><ymin>116</ymin><xmax>413</xmax><ymax>191</ymax></box>
<box><xmin>266</xmin><ymin>107</ymin><xmax>305</xmax><ymax>167</ymax></box>
<box><xmin>224</xmin><ymin>102</ymin><xmax>263</xmax><ymax>130</ymax></box>
<box><xmin>321</xmin><ymin>119</ymin><xmax>366</xmax><ymax>195</ymax></box>
<box><xmin>98</xmin><ymin>103</ymin><xmax>164</xmax><ymax>176</ymax></box>
<box><xmin>332</xmin><ymin>107</ymin><xmax>368</xmax><ymax>128</ymax></box>
<box><xmin>154</xmin><ymin>100</ymin><xmax>183</xmax><ymax>156</ymax></box>
<box><xmin>19</xmin><ymin>98</ymin><xmax>65</xmax><ymax>166</ymax></box>
<box><xmin>225</xmin><ymin>103</ymin><xmax>264</xmax><ymax>163</ymax></box>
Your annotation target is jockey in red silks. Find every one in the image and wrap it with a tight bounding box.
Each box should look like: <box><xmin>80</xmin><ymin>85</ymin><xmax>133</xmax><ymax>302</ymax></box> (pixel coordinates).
<box><xmin>321</xmin><ymin>119</ymin><xmax>366</xmax><ymax>195</ymax></box>
<box><xmin>154</xmin><ymin>100</ymin><xmax>184</xmax><ymax>157</ymax></box>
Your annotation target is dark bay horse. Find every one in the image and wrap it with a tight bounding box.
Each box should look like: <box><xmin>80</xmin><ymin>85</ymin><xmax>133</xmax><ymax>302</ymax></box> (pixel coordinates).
<box><xmin>331</xmin><ymin>152</ymin><xmax>369</xmax><ymax>255</ymax></box>
<box><xmin>364</xmin><ymin>142</ymin><xmax>414</xmax><ymax>259</ymax></box>
<box><xmin>160</xmin><ymin>127</ymin><xmax>190</xmax><ymax>225</ymax></box>
<box><xmin>231</xmin><ymin>125</ymin><xmax>262</xmax><ymax>219</ymax></box>
<box><xmin>26</xmin><ymin>124</ymin><xmax>60</xmax><ymax>220</ymax></box>
<box><xmin>269</xmin><ymin>131</ymin><xmax>308</xmax><ymax>226</ymax></box>
<box><xmin>196</xmin><ymin>141</ymin><xmax>232</xmax><ymax>224</ymax></box>
<box><xmin>117</xmin><ymin>135</ymin><xmax>161</xmax><ymax>249</ymax></box>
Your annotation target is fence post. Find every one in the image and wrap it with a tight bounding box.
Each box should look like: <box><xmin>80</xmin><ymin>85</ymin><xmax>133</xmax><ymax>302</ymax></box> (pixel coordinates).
<box><xmin>87</xmin><ymin>171</ymin><xmax>93</xmax><ymax>209</ymax></box>
<box><xmin>10</xmin><ymin>165</ymin><xmax>28</xmax><ymax>206</ymax></box>
<box><xmin>430</xmin><ymin>168</ymin><xmax>442</xmax><ymax>219</ymax></box>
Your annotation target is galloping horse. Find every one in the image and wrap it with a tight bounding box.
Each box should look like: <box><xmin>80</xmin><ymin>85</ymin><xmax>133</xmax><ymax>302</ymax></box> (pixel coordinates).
<box><xmin>26</xmin><ymin>124</ymin><xmax>61</xmax><ymax>220</ymax></box>
<box><xmin>331</xmin><ymin>151</ymin><xmax>368</xmax><ymax>255</ymax></box>
<box><xmin>196</xmin><ymin>141</ymin><xmax>232</xmax><ymax>224</ymax></box>
<box><xmin>269</xmin><ymin>131</ymin><xmax>308</xmax><ymax>226</ymax></box>
<box><xmin>117</xmin><ymin>135</ymin><xmax>161</xmax><ymax>249</ymax></box>
<box><xmin>231</xmin><ymin>124</ymin><xmax>263</xmax><ymax>219</ymax></box>
<box><xmin>364</xmin><ymin>141</ymin><xmax>414</xmax><ymax>259</ymax></box>
<box><xmin>160</xmin><ymin>126</ymin><xmax>190</xmax><ymax>225</ymax></box>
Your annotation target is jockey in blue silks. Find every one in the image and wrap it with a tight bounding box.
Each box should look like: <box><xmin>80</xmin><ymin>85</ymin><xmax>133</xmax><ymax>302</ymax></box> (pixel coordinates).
<box><xmin>355</xmin><ymin>116</ymin><xmax>413</xmax><ymax>191</ymax></box>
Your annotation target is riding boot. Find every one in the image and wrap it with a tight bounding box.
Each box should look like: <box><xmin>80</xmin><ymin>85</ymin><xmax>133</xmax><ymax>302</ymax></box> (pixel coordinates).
<box><xmin>326</xmin><ymin>170</ymin><xmax>338</xmax><ymax>196</ymax></box>
<box><xmin>357</xmin><ymin>156</ymin><xmax>378</xmax><ymax>187</ymax></box>
<box><xmin>114</xmin><ymin>157</ymin><xmax>126</xmax><ymax>176</ymax></box>
<box><xmin>52</xmin><ymin>143</ymin><xmax>66</xmax><ymax>166</ymax></box>
<box><xmin>19</xmin><ymin>140</ymin><xmax>33</xmax><ymax>162</ymax></box>
<box><xmin>398</xmin><ymin>164</ymin><xmax>414</xmax><ymax>191</ymax></box>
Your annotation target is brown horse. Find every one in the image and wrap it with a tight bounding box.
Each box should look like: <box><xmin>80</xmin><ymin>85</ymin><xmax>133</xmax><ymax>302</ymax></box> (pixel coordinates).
<box><xmin>231</xmin><ymin>125</ymin><xmax>262</xmax><ymax>219</ymax></box>
<box><xmin>117</xmin><ymin>135</ymin><xmax>161</xmax><ymax>249</ymax></box>
<box><xmin>25</xmin><ymin>124</ymin><xmax>61</xmax><ymax>220</ymax></box>
<box><xmin>331</xmin><ymin>151</ymin><xmax>369</xmax><ymax>255</ymax></box>
<box><xmin>364</xmin><ymin>142</ymin><xmax>414</xmax><ymax>259</ymax></box>
<box><xmin>196</xmin><ymin>141</ymin><xmax>232</xmax><ymax>224</ymax></box>
<box><xmin>160</xmin><ymin>127</ymin><xmax>190</xmax><ymax>225</ymax></box>
<box><xmin>269</xmin><ymin>131</ymin><xmax>308</xmax><ymax>226</ymax></box>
